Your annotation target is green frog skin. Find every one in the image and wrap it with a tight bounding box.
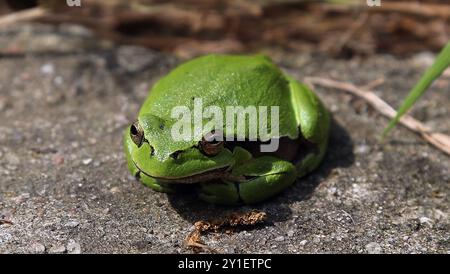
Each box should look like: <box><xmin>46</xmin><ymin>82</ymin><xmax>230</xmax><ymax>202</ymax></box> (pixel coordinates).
<box><xmin>124</xmin><ymin>54</ymin><xmax>330</xmax><ymax>205</ymax></box>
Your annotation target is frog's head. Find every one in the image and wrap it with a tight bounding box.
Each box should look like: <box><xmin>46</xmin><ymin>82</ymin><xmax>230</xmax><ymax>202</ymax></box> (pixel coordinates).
<box><xmin>128</xmin><ymin>113</ymin><xmax>235</xmax><ymax>183</ymax></box>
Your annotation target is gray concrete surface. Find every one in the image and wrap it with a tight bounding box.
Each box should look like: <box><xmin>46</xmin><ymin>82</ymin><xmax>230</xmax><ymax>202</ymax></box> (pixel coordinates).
<box><xmin>0</xmin><ymin>24</ymin><xmax>449</xmax><ymax>253</ymax></box>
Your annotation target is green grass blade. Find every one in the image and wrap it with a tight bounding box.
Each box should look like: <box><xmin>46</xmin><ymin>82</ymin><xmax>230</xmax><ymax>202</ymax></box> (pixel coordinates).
<box><xmin>382</xmin><ymin>41</ymin><xmax>450</xmax><ymax>139</ymax></box>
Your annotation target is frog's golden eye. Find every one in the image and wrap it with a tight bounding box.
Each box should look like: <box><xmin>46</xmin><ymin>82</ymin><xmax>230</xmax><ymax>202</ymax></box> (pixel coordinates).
<box><xmin>199</xmin><ymin>130</ymin><xmax>224</xmax><ymax>156</ymax></box>
<box><xmin>130</xmin><ymin>121</ymin><xmax>144</xmax><ymax>147</ymax></box>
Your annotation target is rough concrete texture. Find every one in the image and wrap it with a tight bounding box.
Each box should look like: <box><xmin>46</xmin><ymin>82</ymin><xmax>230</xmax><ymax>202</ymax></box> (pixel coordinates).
<box><xmin>0</xmin><ymin>24</ymin><xmax>449</xmax><ymax>254</ymax></box>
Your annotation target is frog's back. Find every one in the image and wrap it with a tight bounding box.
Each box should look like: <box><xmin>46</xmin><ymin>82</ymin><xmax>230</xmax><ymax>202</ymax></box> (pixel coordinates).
<box><xmin>140</xmin><ymin>54</ymin><xmax>299</xmax><ymax>139</ymax></box>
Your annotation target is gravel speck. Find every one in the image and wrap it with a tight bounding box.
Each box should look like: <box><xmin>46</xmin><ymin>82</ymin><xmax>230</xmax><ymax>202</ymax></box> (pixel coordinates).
<box><xmin>67</xmin><ymin>240</ymin><xmax>82</xmax><ymax>254</ymax></box>
<box><xmin>54</xmin><ymin>76</ymin><xmax>64</xmax><ymax>86</ymax></box>
<box><xmin>48</xmin><ymin>245</ymin><xmax>67</xmax><ymax>254</ymax></box>
<box><xmin>355</xmin><ymin>144</ymin><xmax>370</xmax><ymax>154</ymax></box>
<box><xmin>110</xmin><ymin>187</ymin><xmax>121</xmax><ymax>194</ymax></box>
<box><xmin>40</xmin><ymin>63</ymin><xmax>55</xmax><ymax>75</ymax></box>
<box><xmin>82</xmin><ymin>158</ymin><xmax>93</xmax><ymax>165</ymax></box>
<box><xmin>365</xmin><ymin>242</ymin><xmax>382</xmax><ymax>254</ymax></box>
<box><xmin>419</xmin><ymin>217</ymin><xmax>433</xmax><ymax>227</ymax></box>
<box><xmin>52</xmin><ymin>154</ymin><xmax>65</xmax><ymax>165</ymax></box>
<box><xmin>29</xmin><ymin>243</ymin><xmax>46</xmax><ymax>253</ymax></box>
<box><xmin>275</xmin><ymin>236</ymin><xmax>285</xmax><ymax>242</ymax></box>
<box><xmin>65</xmin><ymin>221</ymin><xmax>80</xmax><ymax>228</ymax></box>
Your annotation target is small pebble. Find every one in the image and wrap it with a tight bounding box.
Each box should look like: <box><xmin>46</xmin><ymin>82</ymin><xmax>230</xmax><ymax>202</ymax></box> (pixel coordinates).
<box><xmin>275</xmin><ymin>236</ymin><xmax>285</xmax><ymax>242</ymax></box>
<box><xmin>40</xmin><ymin>63</ymin><xmax>55</xmax><ymax>75</ymax></box>
<box><xmin>419</xmin><ymin>217</ymin><xmax>432</xmax><ymax>225</ymax></box>
<box><xmin>65</xmin><ymin>221</ymin><xmax>79</xmax><ymax>228</ymax></box>
<box><xmin>29</xmin><ymin>243</ymin><xmax>46</xmax><ymax>253</ymax></box>
<box><xmin>82</xmin><ymin>158</ymin><xmax>93</xmax><ymax>165</ymax></box>
<box><xmin>67</xmin><ymin>240</ymin><xmax>81</xmax><ymax>254</ymax></box>
<box><xmin>53</xmin><ymin>76</ymin><xmax>64</xmax><ymax>86</ymax></box>
<box><xmin>328</xmin><ymin>187</ymin><xmax>337</xmax><ymax>195</ymax></box>
<box><xmin>52</xmin><ymin>154</ymin><xmax>65</xmax><ymax>165</ymax></box>
<box><xmin>355</xmin><ymin>144</ymin><xmax>370</xmax><ymax>154</ymax></box>
<box><xmin>299</xmin><ymin>240</ymin><xmax>307</xmax><ymax>246</ymax></box>
<box><xmin>110</xmin><ymin>187</ymin><xmax>120</xmax><ymax>194</ymax></box>
<box><xmin>365</xmin><ymin>242</ymin><xmax>382</xmax><ymax>254</ymax></box>
<box><xmin>48</xmin><ymin>245</ymin><xmax>66</xmax><ymax>254</ymax></box>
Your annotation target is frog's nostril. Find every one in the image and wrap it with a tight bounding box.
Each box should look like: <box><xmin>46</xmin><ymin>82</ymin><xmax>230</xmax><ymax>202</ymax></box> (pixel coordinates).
<box><xmin>150</xmin><ymin>146</ymin><xmax>155</xmax><ymax>157</ymax></box>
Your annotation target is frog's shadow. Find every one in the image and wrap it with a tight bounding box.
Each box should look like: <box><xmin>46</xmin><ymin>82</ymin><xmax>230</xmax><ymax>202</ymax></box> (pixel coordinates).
<box><xmin>167</xmin><ymin>118</ymin><xmax>354</xmax><ymax>225</ymax></box>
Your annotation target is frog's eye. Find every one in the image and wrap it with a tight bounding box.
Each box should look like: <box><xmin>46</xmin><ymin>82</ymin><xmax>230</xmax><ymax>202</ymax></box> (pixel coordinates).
<box><xmin>130</xmin><ymin>121</ymin><xmax>144</xmax><ymax>147</ymax></box>
<box><xmin>199</xmin><ymin>130</ymin><xmax>224</xmax><ymax>156</ymax></box>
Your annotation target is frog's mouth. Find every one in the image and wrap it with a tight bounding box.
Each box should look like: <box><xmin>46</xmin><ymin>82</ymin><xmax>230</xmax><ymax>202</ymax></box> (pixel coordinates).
<box><xmin>132</xmin><ymin>161</ymin><xmax>233</xmax><ymax>184</ymax></box>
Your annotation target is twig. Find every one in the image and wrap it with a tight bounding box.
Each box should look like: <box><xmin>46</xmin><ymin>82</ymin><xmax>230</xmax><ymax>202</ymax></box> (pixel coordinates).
<box><xmin>185</xmin><ymin>210</ymin><xmax>266</xmax><ymax>253</ymax></box>
<box><xmin>361</xmin><ymin>77</ymin><xmax>385</xmax><ymax>91</ymax></box>
<box><xmin>0</xmin><ymin>219</ymin><xmax>14</xmax><ymax>225</ymax></box>
<box><xmin>341</xmin><ymin>210</ymin><xmax>354</xmax><ymax>224</ymax></box>
<box><xmin>305</xmin><ymin>77</ymin><xmax>450</xmax><ymax>156</ymax></box>
<box><xmin>0</xmin><ymin>7</ymin><xmax>48</xmax><ymax>28</ymax></box>
<box><xmin>185</xmin><ymin>230</ymin><xmax>216</xmax><ymax>253</ymax></box>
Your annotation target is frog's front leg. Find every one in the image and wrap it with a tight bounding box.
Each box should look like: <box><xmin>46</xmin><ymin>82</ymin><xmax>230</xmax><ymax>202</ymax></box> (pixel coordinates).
<box><xmin>123</xmin><ymin>127</ymin><xmax>173</xmax><ymax>193</ymax></box>
<box><xmin>199</xmin><ymin>156</ymin><xmax>297</xmax><ymax>205</ymax></box>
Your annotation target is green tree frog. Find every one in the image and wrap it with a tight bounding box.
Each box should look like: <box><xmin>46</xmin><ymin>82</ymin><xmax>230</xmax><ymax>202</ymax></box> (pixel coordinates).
<box><xmin>124</xmin><ymin>54</ymin><xmax>330</xmax><ymax>205</ymax></box>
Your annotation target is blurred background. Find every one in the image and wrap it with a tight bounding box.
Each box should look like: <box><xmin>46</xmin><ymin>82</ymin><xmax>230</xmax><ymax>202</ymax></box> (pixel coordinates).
<box><xmin>0</xmin><ymin>0</ymin><xmax>449</xmax><ymax>59</ymax></box>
